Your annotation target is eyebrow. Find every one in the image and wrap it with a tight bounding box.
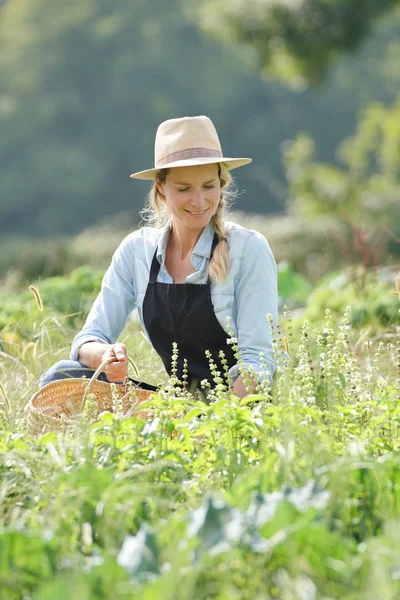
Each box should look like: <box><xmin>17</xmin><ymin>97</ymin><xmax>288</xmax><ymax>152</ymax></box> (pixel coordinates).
<box><xmin>173</xmin><ymin>178</ymin><xmax>218</xmax><ymax>186</ymax></box>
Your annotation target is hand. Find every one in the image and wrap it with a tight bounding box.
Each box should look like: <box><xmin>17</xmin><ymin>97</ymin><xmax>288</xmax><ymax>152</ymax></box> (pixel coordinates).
<box><xmin>231</xmin><ymin>373</ymin><xmax>259</xmax><ymax>398</ymax></box>
<box><xmin>101</xmin><ymin>343</ymin><xmax>129</xmax><ymax>383</ymax></box>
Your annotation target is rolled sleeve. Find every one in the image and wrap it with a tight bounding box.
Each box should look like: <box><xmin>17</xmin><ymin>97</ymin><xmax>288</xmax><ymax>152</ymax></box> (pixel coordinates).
<box><xmin>70</xmin><ymin>235</ymin><xmax>137</xmax><ymax>361</ymax></box>
<box><xmin>229</xmin><ymin>231</ymin><xmax>278</xmax><ymax>384</ymax></box>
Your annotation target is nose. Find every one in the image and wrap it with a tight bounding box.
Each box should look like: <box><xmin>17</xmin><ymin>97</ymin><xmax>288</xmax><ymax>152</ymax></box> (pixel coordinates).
<box><xmin>189</xmin><ymin>188</ymin><xmax>205</xmax><ymax>207</ymax></box>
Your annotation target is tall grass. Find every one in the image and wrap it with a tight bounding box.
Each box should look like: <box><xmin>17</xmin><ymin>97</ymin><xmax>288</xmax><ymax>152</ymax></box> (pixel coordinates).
<box><xmin>0</xmin><ymin>300</ymin><xmax>399</xmax><ymax>598</ymax></box>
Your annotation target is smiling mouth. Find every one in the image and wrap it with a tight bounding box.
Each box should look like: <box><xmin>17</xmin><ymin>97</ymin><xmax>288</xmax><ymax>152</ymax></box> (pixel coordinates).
<box><xmin>185</xmin><ymin>208</ymin><xmax>209</xmax><ymax>215</ymax></box>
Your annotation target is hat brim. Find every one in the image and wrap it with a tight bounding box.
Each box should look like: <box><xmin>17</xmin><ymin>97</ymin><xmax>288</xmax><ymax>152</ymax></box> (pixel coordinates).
<box><xmin>130</xmin><ymin>156</ymin><xmax>252</xmax><ymax>180</ymax></box>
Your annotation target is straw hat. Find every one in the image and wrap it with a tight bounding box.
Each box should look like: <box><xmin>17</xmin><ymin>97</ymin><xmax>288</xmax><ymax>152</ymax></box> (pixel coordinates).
<box><xmin>130</xmin><ymin>115</ymin><xmax>252</xmax><ymax>180</ymax></box>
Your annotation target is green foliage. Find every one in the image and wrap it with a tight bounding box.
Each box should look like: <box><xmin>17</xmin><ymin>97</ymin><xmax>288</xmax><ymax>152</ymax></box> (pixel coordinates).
<box><xmin>0</xmin><ymin>301</ymin><xmax>399</xmax><ymax>597</ymax></box>
<box><xmin>34</xmin><ymin>266</ymin><xmax>103</xmax><ymax>317</ymax></box>
<box><xmin>299</xmin><ymin>267</ymin><xmax>399</xmax><ymax>329</ymax></box>
<box><xmin>0</xmin><ymin>266</ymin><xmax>102</xmax><ymax>339</ymax></box>
<box><xmin>0</xmin><ymin>300</ymin><xmax>400</xmax><ymax>600</ymax></box>
<box><xmin>0</xmin><ymin>237</ymin><xmax>73</xmax><ymax>282</ymax></box>
<box><xmin>1</xmin><ymin>0</ymin><xmax>400</xmax><ymax>235</ymax></box>
<box><xmin>277</xmin><ymin>261</ymin><xmax>313</xmax><ymax>308</ymax></box>
<box><xmin>284</xmin><ymin>95</ymin><xmax>400</xmax><ymax>225</ymax></box>
<box><xmin>282</xmin><ymin>94</ymin><xmax>400</xmax><ymax>272</ymax></box>
<box><xmin>0</xmin><ymin>293</ymin><xmax>29</xmax><ymax>334</ymax></box>
<box><xmin>195</xmin><ymin>0</ymin><xmax>400</xmax><ymax>86</ymax></box>
<box><xmin>0</xmin><ymin>214</ymin><xmax>134</xmax><ymax>282</ymax></box>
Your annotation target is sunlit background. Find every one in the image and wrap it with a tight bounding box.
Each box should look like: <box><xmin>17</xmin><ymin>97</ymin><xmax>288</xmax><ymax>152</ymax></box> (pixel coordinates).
<box><xmin>1</xmin><ymin>6</ymin><xmax>400</xmax><ymax>596</ymax></box>
<box><xmin>0</xmin><ymin>0</ymin><xmax>399</xmax><ymax>297</ymax></box>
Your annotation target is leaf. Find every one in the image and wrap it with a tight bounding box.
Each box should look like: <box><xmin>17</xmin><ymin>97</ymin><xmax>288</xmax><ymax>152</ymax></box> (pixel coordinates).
<box><xmin>192</xmin><ymin>420</ymin><xmax>216</xmax><ymax>437</ymax></box>
<box><xmin>34</xmin><ymin>574</ymin><xmax>91</xmax><ymax>600</ymax></box>
<box><xmin>182</xmin><ymin>407</ymin><xmax>207</xmax><ymax>422</ymax></box>
<box><xmin>98</xmin><ymin>411</ymin><xmax>114</xmax><ymax>425</ymax></box>
<box><xmin>240</xmin><ymin>394</ymin><xmax>264</xmax><ymax>406</ymax></box>
<box><xmin>0</xmin><ymin>530</ymin><xmax>57</xmax><ymax>589</ymax></box>
<box><xmin>117</xmin><ymin>525</ymin><xmax>160</xmax><ymax>580</ymax></box>
<box><xmin>37</xmin><ymin>432</ymin><xmax>57</xmax><ymax>445</ymax></box>
<box><xmin>245</xmin><ymin>491</ymin><xmax>283</xmax><ymax>527</ymax></box>
<box><xmin>187</xmin><ymin>496</ymin><xmax>237</xmax><ymax>557</ymax></box>
<box><xmin>245</xmin><ymin>481</ymin><xmax>330</xmax><ymax>534</ymax></box>
<box><xmin>284</xmin><ymin>480</ymin><xmax>330</xmax><ymax>512</ymax></box>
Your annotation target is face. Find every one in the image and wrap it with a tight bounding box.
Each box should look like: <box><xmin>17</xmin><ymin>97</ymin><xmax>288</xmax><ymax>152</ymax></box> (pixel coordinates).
<box><xmin>156</xmin><ymin>163</ymin><xmax>221</xmax><ymax>232</ymax></box>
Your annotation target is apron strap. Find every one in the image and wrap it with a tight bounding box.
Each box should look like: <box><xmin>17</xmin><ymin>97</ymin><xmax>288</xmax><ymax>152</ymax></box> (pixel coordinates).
<box><xmin>210</xmin><ymin>232</ymin><xmax>219</xmax><ymax>256</ymax></box>
<box><xmin>207</xmin><ymin>233</ymin><xmax>219</xmax><ymax>284</ymax></box>
<box><xmin>149</xmin><ymin>248</ymin><xmax>161</xmax><ymax>284</ymax></box>
<box><xmin>149</xmin><ymin>233</ymin><xmax>220</xmax><ymax>284</ymax></box>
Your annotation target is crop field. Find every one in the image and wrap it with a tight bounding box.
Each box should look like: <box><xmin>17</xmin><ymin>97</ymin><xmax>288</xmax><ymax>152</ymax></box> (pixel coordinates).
<box><xmin>2</xmin><ymin>0</ymin><xmax>400</xmax><ymax>595</ymax></box>
<box><xmin>0</xmin><ymin>262</ymin><xmax>399</xmax><ymax>600</ymax></box>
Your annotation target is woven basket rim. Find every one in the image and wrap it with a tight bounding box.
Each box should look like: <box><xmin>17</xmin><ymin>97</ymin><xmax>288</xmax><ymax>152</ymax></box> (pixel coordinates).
<box><xmin>26</xmin><ymin>357</ymin><xmax>157</xmax><ymax>435</ymax></box>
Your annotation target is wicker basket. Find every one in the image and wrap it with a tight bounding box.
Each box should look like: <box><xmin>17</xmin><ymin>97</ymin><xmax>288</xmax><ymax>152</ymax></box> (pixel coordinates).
<box><xmin>26</xmin><ymin>357</ymin><xmax>155</xmax><ymax>435</ymax></box>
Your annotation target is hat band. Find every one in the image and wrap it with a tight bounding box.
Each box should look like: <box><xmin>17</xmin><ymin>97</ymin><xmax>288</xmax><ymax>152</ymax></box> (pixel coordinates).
<box><xmin>157</xmin><ymin>147</ymin><xmax>223</xmax><ymax>167</ymax></box>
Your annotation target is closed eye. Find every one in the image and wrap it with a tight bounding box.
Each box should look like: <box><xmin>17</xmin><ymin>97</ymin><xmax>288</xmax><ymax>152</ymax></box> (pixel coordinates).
<box><xmin>178</xmin><ymin>184</ymin><xmax>216</xmax><ymax>192</ymax></box>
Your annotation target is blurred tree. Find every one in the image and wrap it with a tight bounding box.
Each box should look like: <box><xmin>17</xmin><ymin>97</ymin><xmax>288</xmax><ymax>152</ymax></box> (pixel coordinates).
<box><xmin>0</xmin><ymin>0</ymin><xmax>399</xmax><ymax>236</ymax></box>
<box><xmin>1</xmin><ymin>0</ymin><xmax>270</xmax><ymax>234</ymax></box>
<box><xmin>194</xmin><ymin>0</ymin><xmax>400</xmax><ymax>86</ymax></box>
<box><xmin>283</xmin><ymin>95</ymin><xmax>400</xmax><ymax>268</ymax></box>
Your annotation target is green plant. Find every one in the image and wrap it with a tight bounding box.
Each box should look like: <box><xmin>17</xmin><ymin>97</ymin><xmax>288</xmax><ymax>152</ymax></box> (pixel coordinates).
<box><xmin>0</xmin><ymin>283</ymin><xmax>399</xmax><ymax>598</ymax></box>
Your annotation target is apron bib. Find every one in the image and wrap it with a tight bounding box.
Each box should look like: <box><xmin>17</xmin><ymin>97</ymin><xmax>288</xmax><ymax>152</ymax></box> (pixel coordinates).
<box><xmin>142</xmin><ymin>233</ymin><xmax>236</xmax><ymax>387</ymax></box>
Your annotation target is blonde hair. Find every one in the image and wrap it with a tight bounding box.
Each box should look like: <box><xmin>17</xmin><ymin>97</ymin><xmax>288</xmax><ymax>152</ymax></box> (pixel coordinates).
<box><xmin>140</xmin><ymin>163</ymin><xmax>236</xmax><ymax>284</ymax></box>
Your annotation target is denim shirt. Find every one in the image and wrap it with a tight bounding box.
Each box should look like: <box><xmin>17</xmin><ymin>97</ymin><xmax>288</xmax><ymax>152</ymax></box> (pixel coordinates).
<box><xmin>70</xmin><ymin>220</ymin><xmax>279</xmax><ymax>384</ymax></box>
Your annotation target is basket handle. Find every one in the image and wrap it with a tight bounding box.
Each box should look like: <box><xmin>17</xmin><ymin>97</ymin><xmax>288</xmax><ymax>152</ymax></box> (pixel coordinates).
<box><xmin>80</xmin><ymin>356</ymin><xmax>119</xmax><ymax>412</ymax></box>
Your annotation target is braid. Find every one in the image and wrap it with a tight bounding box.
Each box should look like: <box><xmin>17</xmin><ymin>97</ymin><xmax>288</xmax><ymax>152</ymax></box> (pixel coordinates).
<box><xmin>209</xmin><ymin>163</ymin><xmax>234</xmax><ymax>285</ymax></box>
<box><xmin>209</xmin><ymin>196</ymin><xmax>229</xmax><ymax>284</ymax></box>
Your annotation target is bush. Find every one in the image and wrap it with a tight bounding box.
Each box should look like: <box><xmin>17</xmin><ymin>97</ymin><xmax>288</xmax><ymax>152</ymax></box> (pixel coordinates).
<box><xmin>33</xmin><ymin>265</ymin><xmax>103</xmax><ymax>317</ymax></box>
<box><xmin>0</xmin><ymin>266</ymin><xmax>103</xmax><ymax>341</ymax></box>
<box><xmin>299</xmin><ymin>266</ymin><xmax>399</xmax><ymax>329</ymax></box>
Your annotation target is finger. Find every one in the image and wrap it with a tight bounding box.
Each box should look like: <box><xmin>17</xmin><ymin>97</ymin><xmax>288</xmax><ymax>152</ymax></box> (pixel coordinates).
<box><xmin>113</xmin><ymin>343</ymin><xmax>127</xmax><ymax>361</ymax></box>
<box><xmin>101</xmin><ymin>348</ymin><xmax>118</xmax><ymax>366</ymax></box>
<box><xmin>107</xmin><ymin>362</ymin><xmax>128</xmax><ymax>375</ymax></box>
<box><xmin>107</xmin><ymin>358</ymin><xmax>128</xmax><ymax>372</ymax></box>
<box><xmin>106</xmin><ymin>365</ymin><xmax>128</xmax><ymax>382</ymax></box>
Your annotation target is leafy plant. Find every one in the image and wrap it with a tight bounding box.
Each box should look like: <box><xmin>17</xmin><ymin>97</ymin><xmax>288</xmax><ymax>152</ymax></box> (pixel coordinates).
<box><xmin>0</xmin><ymin>276</ymin><xmax>398</xmax><ymax>598</ymax></box>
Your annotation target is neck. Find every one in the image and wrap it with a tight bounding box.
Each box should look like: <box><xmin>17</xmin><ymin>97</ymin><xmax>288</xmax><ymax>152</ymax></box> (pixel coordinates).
<box><xmin>169</xmin><ymin>220</ymin><xmax>205</xmax><ymax>260</ymax></box>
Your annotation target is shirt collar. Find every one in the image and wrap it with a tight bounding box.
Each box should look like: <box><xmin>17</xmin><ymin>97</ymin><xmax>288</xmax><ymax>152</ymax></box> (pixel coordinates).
<box><xmin>156</xmin><ymin>221</ymin><xmax>215</xmax><ymax>264</ymax></box>
<box><xmin>156</xmin><ymin>223</ymin><xmax>171</xmax><ymax>264</ymax></box>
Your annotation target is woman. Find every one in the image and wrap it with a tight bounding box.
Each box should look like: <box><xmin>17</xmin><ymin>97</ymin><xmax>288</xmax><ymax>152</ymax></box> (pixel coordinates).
<box><xmin>40</xmin><ymin>116</ymin><xmax>279</xmax><ymax>398</ymax></box>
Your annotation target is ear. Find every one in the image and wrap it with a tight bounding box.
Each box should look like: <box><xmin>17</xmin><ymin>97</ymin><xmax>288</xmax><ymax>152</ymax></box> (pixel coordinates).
<box><xmin>156</xmin><ymin>180</ymin><xmax>165</xmax><ymax>198</ymax></box>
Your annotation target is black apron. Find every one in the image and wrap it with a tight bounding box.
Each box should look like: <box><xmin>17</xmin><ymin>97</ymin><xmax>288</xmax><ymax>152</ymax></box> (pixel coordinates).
<box><xmin>142</xmin><ymin>233</ymin><xmax>236</xmax><ymax>388</ymax></box>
